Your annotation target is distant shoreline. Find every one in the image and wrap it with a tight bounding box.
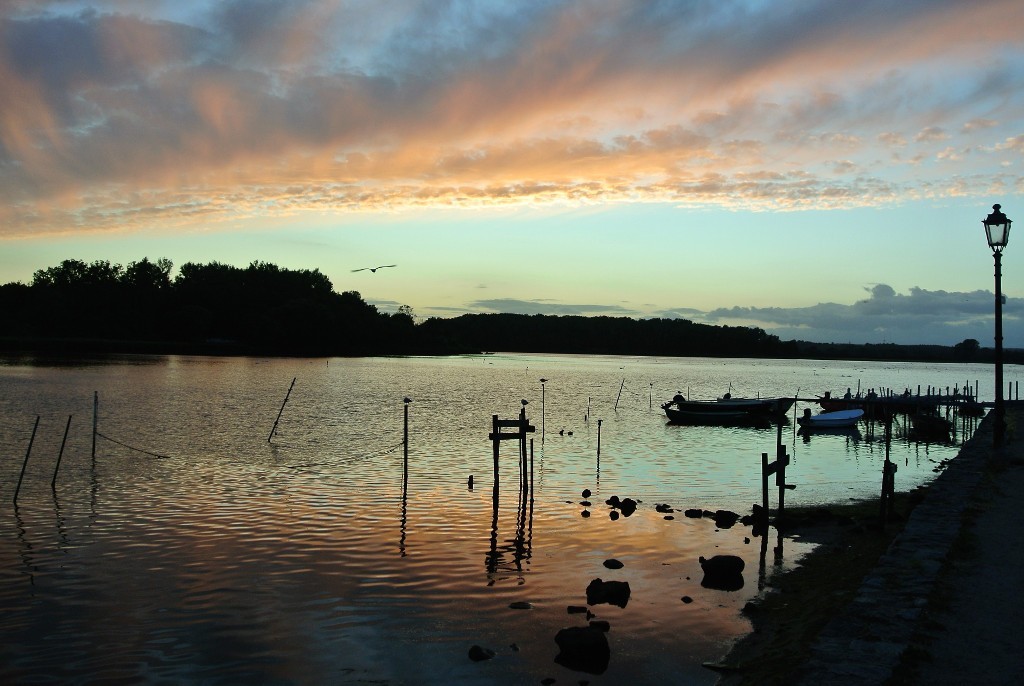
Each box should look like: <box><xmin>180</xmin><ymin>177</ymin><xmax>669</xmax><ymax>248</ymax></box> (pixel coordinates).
<box><xmin>1</xmin><ymin>335</ymin><xmax>1019</xmax><ymax>366</ymax></box>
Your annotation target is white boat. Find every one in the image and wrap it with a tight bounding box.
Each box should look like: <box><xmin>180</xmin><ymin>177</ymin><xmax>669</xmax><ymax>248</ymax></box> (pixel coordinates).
<box><xmin>797</xmin><ymin>408</ymin><xmax>864</xmax><ymax>428</ymax></box>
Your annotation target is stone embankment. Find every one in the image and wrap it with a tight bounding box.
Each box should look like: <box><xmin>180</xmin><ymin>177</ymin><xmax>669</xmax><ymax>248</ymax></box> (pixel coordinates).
<box><xmin>792</xmin><ymin>404</ymin><xmax>1024</xmax><ymax>684</ymax></box>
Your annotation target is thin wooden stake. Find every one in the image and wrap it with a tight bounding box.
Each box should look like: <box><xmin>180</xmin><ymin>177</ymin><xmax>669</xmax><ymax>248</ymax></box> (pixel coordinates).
<box><xmin>529</xmin><ymin>438</ymin><xmax>534</xmax><ymax>498</ymax></box>
<box><xmin>268</xmin><ymin>377</ymin><xmax>297</xmax><ymax>442</ymax></box>
<box><xmin>403</xmin><ymin>398</ymin><xmax>410</xmax><ymax>492</ymax></box>
<box><xmin>14</xmin><ymin>416</ymin><xmax>40</xmax><ymax>504</ymax></box>
<box><xmin>614</xmin><ymin>379</ymin><xmax>625</xmax><ymax>410</ymax></box>
<box><xmin>52</xmin><ymin>415</ymin><xmax>72</xmax><ymax>490</ymax></box>
<box><xmin>91</xmin><ymin>391</ymin><xmax>98</xmax><ymax>460</ymax></box>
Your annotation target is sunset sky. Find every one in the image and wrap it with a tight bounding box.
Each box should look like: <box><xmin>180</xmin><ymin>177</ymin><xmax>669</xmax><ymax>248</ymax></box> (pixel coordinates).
<box><xmin>2</xmin><ymin>0</ymin><xmax>1023</xmax><ymax>346</ymax></box>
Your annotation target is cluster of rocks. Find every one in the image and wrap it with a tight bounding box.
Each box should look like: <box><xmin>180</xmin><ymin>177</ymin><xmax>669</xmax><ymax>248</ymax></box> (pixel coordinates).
<box><xmin>554</xmin><ymin>567</ymin><xmax>632</xmax><ymax>674</ymax></box>
<box><xmin>577</xmin><ymin>488</ymin><xmax>639</xmax><ymax>519</ymax></box>
<box><xmin>469</xmin><ymin>489</ymin><xmax>752</xmax><ymax>678</ymax></box>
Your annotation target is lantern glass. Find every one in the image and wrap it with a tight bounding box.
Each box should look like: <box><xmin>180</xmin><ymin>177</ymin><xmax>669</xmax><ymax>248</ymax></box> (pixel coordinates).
<box><xmin>984</xmin><ymin>220</ymin><xmax>1011</xmax><ymax>251</ymax></box>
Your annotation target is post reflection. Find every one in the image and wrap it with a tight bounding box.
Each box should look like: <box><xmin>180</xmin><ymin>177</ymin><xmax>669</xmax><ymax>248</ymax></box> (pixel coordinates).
<box><xmin>485</xmin><ymin>470</ymin><xmax>534</xmax><ymax>581</ymax></box>
<box><xmin>13</xmin><ymin>504</ymin><xmax>36</xmax><ymax>588</ymax></box>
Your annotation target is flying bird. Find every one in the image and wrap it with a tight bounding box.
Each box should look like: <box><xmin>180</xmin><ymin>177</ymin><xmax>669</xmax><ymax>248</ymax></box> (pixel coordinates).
<box><xmin>352</xmin><ymin>264</ymin><xmax>397</xmax><ymax>273</ymax></box>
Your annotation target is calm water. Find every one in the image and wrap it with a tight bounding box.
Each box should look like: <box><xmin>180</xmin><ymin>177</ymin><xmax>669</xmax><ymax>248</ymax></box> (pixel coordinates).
<box><xmin>0</xmin><ymin>353</ymin><xmax>1013</xmax><ymax>685</ymax></box>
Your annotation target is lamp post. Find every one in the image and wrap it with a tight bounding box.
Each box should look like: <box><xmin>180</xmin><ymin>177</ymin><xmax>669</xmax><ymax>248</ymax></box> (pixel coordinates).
<box><xmin>983</xmin><ymin>204</ymin><xmax>1011</xmax><ymax>447</ymax></box>
<box><xmin>539</xmin><ymin>378</ymin><xmax>547</xmax><ymax>444</ymax></box>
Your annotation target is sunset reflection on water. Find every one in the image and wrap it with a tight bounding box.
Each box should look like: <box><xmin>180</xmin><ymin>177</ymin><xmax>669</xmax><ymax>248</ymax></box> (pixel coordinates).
<box><xmin>0</xmin><ymin>353</ymin><xmax>1000</xmax><ymax>684</ymax></box>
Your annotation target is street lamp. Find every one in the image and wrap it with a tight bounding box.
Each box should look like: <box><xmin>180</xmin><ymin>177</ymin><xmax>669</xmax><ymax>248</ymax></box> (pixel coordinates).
<box><xmin>983</xmin><ymin>203</ymin><xmax>1011</xmax><ymax>446</ymax></box>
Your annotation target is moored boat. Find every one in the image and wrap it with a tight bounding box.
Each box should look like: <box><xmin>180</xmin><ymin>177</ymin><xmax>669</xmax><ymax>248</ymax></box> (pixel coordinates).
<box><xmin>662</xmin><ymin>393</ymin><xmax>793</xmax><ymax>425</ymax></box>
<box><xmin>797</xmin><ymin>408</ymin><xmax>864</xmax><ymax>429</ymax></box>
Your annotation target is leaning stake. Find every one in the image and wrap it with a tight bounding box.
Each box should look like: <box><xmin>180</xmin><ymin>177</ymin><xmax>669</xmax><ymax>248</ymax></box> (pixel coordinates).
<box><xmin>268</xmin><ymin>377</ymin><xmax>297</xmax><ymax>442</ymax></box>
<box><xmin>14</xmin><ymin>416</ymin><xmax>41</xmax><ymax>504</ymax></box>
<box><xmin>51</xmin><ymin>415</ymin><xmax>72</xmax><ymax>490</ymax></box>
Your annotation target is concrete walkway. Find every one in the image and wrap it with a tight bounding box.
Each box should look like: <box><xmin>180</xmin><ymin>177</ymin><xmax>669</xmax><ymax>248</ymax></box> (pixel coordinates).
<box><xmin>794</xmin><ymin>405</ymin><xmax>1024</xmax><ymax>684</ymax></box>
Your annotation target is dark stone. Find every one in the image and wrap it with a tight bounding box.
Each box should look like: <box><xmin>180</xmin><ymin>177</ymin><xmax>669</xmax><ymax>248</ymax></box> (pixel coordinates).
<box><xmin>699</xmin><ymin>555</ymin><xmax>745</xmax><ymax>591</ymax></box>
<box><xmin>568</xmin><ymin>605</ymin><xmax>589</xmax><ymax>614</ymax></box>
<box><xmin>681</xmin><ymin>595</ymin><xmax>693</xmax><ymax>603</ymax></box>
<box><xmin>606</xmin><ymin>495</ymin><xmax>621</xmax><ymax>507</ymax></box>
<box><xmin>468</xmin><ymin>645</ymin><xmax>495</xmax><ymax>661</ymax></box>
<box><xmin>684</xmin><ymin>508</ymin><xmax>703</xmax><ymax>518</ymax></box>
<box><xmin>713</xmin><ymin>510</ymin><xmax>740</xmax><ymax>528</ymax></box>
<box><xmin>655</xmin><ymin>503</ymin><xmax>674</xmax><ymax>513</ymax></box>
<box><xmin>589</xmin><ymin>620</ymin><xmax>611</xmax><ymax>632</ymax></box>
<box><xmin>609</xmin><ymin>511</ymin><xmax>619</xmax><ymax>521</ymax></box>
<box><xmin>582</xmin><ymin>488</ymin><xmax>592</xmax><ymax>498</ymax></box>
<box><xmin>581</xmin><ymin>510</ymin><xmax>591</xmax><ymax>518</ymax></box>
<box><xmin>586</xmin><ymin>578</ymin><xmax>631</xmax><ymax>608</ymax></box>
<box><xmin>554</xmin><ymin>626</ymin><xmax>610</xmax><ymax>675</ymax></box>
<box><xmin>509</xmin><ymin>601</ymin><xmax>533</xmax><ymax>609</ymax></box>
<box><xmin>603</xmin><ymin>559</ymin><xmax>624</xmax><ymax>569</ymax></box>
<box><xmin>580</xmin><ymin>500</ymin><xmax>592</xmax><ymax>506</ymax></box>
<box><xmin>619</xmin><ymin>498</ymin><xmax>637</xmax><ymax>516</ymax></box>
<box><xmin>664</xmin><ymin>515</ymin><xmax>675</xmax><ymax>520</ymax></box>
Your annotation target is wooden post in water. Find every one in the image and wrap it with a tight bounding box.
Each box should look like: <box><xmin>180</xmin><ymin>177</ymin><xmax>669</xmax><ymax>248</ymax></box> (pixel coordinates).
<box><xmin>540</xmin><ymin>379</ymin><xmax>547</xmax><ymax>445</ymax></box>
<box><xmin>520</xmin><ymin>407</ymin><xmax>531</xmax><ymax>494</ymax></box>
<box><xmin>403</xmin><ymin>397</ymin><xmax>410</xmax><ymax>488</ymax></box>
<box><xmin>763</xmin><ymin>446</ymin><xmax>793</xmax><ymax>524</ymax></box>
<box><xmin>268</xmin><ymin>377</ymin><xmax>296</xmax><ymax>442</ymax></box>
<box><xmin>761</xmin><ymin>452</ymin><xmax>770</xmax><ymax>524</ymax></box>
<box><xmin>51</xmin><ymin>415</ymin><xmax>72</xmax><ymax>490</ymax></box>
<box><xmin>91</xmin><ymin>391</ymin><xmax>98</xmax><ymax>460</ymax></box>
<box><xmin>880</xmin><ymin>415</ymin><xmax>896</xmax><ymax>522</ymax></box>
<box><xmin>14</xmin><ymin>416</ymin><xmax>40</xmax><ymax>504</ymax></box>
<box><xmin>529</xmin><ymin>438</ymin><xmax>534</xmax><ymax>498</ymax></box>
<box><xmin>492</xmin><ymin>414</ymin><xmax>500</xmax><ymax>485</ymax></box>
<box><xmin>614</xmin><ymin>379</ymin><xmax>625</xmax><ymax>410</ymax></box>
<box><xmin>488</xmin><ymin>408</ymin><xmax>536</xmax><ymax>493</ymax></box>
<box><xmin>596</xmin><ymin>419</ymin><xmax>603</xmax><ymax>459</ymax></box>
<box><xmin>776</xmin><ymin>444</ymin><xmax>791</xmax><ymax>519</ymax></box>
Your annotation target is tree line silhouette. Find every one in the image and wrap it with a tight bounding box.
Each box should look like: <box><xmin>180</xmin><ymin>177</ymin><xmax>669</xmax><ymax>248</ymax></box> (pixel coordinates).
<box><xmin>0</xmin><ymin>257</ymin><xmax>1015</xmax><ymax>363</ymax></box>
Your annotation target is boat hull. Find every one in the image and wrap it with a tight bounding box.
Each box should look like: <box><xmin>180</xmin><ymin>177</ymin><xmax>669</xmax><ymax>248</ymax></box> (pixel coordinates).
<box><xmin>797</xmin><ymin>409</ymin><xmax>865</xmax><ymax>428</ymax></box>
<box><xmin>663</xmin><ymin>405</ymin><xmax>772</xmax><ymax>426</ymax></box>
<box><xmin>663</xmin><ymin>396</ymin><xmax>794</xmax><ymax>425</ymax></box>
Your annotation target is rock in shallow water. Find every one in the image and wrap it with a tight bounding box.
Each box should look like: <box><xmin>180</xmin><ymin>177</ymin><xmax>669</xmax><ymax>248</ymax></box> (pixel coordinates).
<box><xmin>468</xmin><ymin>645</ymin><xmax>495</xmax><ymax>661</ymax></box>
<box><xmin>586</xmin><ymin>578</ymin><xmax>631</xmax><ymax>607</ymax></box>
<box><xmin>698</xmin><ymin>554</ymin><xmax>745</xmax><ymax>591</ymax></box>
<box><xmin>554</xmin><ymin>626</ymin><xmax>610</xmax><ymax>675</ymax></box>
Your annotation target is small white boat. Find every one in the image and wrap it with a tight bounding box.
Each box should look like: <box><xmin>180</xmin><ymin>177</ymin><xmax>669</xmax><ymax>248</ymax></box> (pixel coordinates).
<box><xmin>797</xmin><ymin>408</ymin><xmax>864</xmax><ymax>428</ymax></box>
